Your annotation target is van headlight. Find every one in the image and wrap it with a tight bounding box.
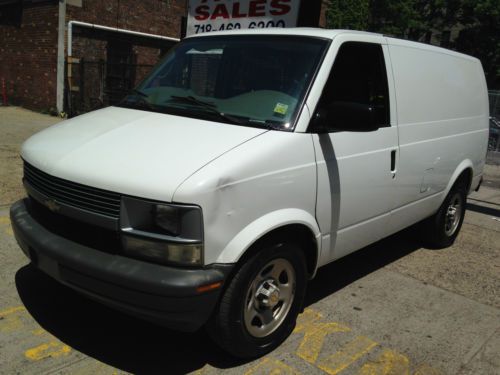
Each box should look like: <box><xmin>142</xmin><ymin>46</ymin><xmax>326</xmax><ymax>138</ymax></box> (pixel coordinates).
<box><xmin>122</xmin><ymin>235</ymin><xmax>203</xmax><ymax>265</ymax></box>
<box><xmin>120</xmin><ymin>197</ymin><xmax>203</xmax><ymax>266</ymax></box>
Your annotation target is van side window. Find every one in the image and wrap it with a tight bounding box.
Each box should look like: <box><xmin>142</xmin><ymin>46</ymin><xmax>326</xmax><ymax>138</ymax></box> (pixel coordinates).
<box><xmin>319</xmin><ymin>42</ymin><xmax>390</xmax><ymax>128</ymax></box>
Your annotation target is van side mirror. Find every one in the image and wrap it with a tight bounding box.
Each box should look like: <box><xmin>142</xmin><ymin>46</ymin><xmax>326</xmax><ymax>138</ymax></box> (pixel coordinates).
<box><xmin>312</xmin><ymin>101</ymin><xmax>380</xmax><ymax>133</ymax></box>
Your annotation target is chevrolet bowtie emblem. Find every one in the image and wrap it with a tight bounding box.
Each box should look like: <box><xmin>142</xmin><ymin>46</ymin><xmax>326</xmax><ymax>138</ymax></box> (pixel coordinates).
<box><xmin>45</xmin><ymin>199</ymin><xmax>60</xmax><ymax>212</ymax></box>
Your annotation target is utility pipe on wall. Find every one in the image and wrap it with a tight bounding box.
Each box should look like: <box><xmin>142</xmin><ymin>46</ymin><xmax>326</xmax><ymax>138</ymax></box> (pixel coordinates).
<box><xmin>56</xmin><ymin>0</ymin><xmax>66</xmax><ymax>114</ymax></box>
<box><xmin>67</xmin><ymin>21</ymin><xmax>180</xmax><ymax>58</ymax></box>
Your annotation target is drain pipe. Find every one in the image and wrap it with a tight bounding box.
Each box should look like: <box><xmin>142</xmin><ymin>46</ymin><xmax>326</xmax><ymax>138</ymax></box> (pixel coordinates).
<box><xmin>67</xmin><ymin>21</ymin><xmax>180</xmax><ymax>58</ymax></box>
<box><xmin>56</xmin><ymin>0</ymin><xmax>66</xmax><ymax>114</ymax></box>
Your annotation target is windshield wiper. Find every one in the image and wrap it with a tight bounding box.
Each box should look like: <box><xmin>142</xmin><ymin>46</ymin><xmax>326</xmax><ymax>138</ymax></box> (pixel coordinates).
<box><xmin>119</xmin><ymin>90</ymin><xmax>155</xmax><ymax>111</ymax></box>
<box><xmin>130</xmin><ymin>88</ymin><xmax>149</xmax><ymax>98</ymax></box>
<box><xmin>167</xmin><ymin>96</ymin><xmax>288</xmax><ymax>130</ymax></box>
<box><xmin>167</xmin><ymin>95</ymin><xmax>249</xmax><ymax>126</ymax></box>
<box><xmin>247</xmin><ymin>118</ymin><xmax>286</xmax><ymax>131</ymax></box>
<box><xmin>170</xmin><ymin>95</ymin><xmax>216</xmax><ymax>107</ymax></box>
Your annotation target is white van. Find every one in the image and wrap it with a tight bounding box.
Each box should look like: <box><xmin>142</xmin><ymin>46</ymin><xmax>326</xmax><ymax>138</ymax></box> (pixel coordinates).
<box><xmin>11</xmin><ymin>28</ymin><xmax>488</xmax><ymax>357</ymax></box>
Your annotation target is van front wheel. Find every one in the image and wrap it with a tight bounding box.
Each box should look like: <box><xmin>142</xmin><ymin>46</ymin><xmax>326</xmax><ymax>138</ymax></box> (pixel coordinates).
<box><xmin>423</xmin><ymin>181</ymin><xmax>467</xmax><ymax>248</ymax></box>
<box><xmin>207</xmin><ymin>243</ymin><xmax>307</xmax><ymax>358</ymax></box>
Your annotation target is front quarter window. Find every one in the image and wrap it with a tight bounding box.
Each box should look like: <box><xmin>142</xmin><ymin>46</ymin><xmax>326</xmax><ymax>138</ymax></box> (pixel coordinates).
<box><xmin>118</xmin><ymin>35</ymin><xmax>328</xmax><ymax>131</ymax></box>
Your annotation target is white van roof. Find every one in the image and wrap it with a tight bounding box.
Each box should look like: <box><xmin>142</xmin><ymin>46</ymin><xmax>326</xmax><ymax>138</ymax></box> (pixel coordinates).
<box><xmin>187</xmin><ymin>27</ymin><xmax>478</xmax><ymax>62</ymax></box>
<box><xmin>187</xmin><ymin>27</ymin><xmax>381</xmax><ymax>40</ymax></box>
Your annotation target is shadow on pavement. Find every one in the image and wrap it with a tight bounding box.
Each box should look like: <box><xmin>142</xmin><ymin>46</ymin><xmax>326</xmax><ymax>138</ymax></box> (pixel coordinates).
<box><xmin>305</xmin><ymin>227</ymin><xmax>421</xmax><ymax>306</ymax></box>
<box><xmin>466</xmin><ymin>202</ymin><xmax>500</xmax><ymax>217</ymax></box>
<box><xmin>15</xmin><ymin>227</ymin><xmax>421</xmax><ymax>374</ymax></box>
<box><xmin>15</xmin><ymin>266</ymin><xmax>245</xmax><ymax>374</ymax></box>
<box><xmin>467</xmin><ymin>197</ymin><xmax>500</xmax><ymax>207</ymax></box>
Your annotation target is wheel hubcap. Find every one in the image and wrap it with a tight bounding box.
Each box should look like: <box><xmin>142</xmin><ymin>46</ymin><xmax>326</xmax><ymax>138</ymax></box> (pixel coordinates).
<box><xmin>243</xmin><ymin>258</ymin><xmax>296</xmax><ymax>338</ymax></box>
<box><xmin>256</xmin><ymin>279</ymin><xmax>280</xmax><ymax>308</ymax></box>
<box><xmin>445</xmin><ymin>193</ymin><xmax>462</xmax><ymax>236</ymax></box>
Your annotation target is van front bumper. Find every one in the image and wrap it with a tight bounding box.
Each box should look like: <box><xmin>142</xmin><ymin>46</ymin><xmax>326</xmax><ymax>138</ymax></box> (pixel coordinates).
<box><xmin>10</xmin><ymin>199</ymin><xmax>233</xmax><ymax>332</ymax></box>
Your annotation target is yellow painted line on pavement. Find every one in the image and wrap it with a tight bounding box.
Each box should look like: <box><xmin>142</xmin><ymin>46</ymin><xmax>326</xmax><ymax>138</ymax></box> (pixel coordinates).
<box><xmin>358</xmin><ymin>349</ymin><xmax>409</xmax><ymax>375</ymax></box>
<box><xmin>317</xmin><ymin>336</ymin><xmax>378</xmax><ymax>375</ymax></box>
<box><xmin>0</xmin><ymin>215</ymin><xmax>14</xmax><ymax>236</ymax></box>
<box><xmin>0</xmin><ymin>305</ymin><xmax>74</xmax><ymax>363</ymax></box>
<box><xmin>0</xmin><ymin>305</ymin><xmax>26</xmax><ymax>333</ymax></box>
<box><xmin>295</xmin><ymin>308</ymin><xmax>324</xmax><ymax>327</ymax></box>
<box><xmin>292</xmin><ymin>308</ymin><xmax>442</xmax><ymax>374</ymax></box>
<box><xmin>0</xmin><ymin>313</ymin><xmax>23</xmax><ymax>333</ymax></box>
<box><xmin>294</xmin><ymin>308</ymin><xmax>351</xmax><ymax>364</ymax></box>
<box><xmin>245</xmin><ymin>357</ymin><xmax>302</xmax><ymax>375</ymax></box>
<box><xmin>0</xmin><ymin>305</ymin><xmax>25</xmax><ymax>316</ymax></box>
<box><xmin>25</xmin><ymin>340</ymin><xmax>71</xmax><ymax>360</ymax></box>
<box><xmin>31</xmin><ymin>328</ymin><xmax>46</xmax><ymax>336</ymax></box>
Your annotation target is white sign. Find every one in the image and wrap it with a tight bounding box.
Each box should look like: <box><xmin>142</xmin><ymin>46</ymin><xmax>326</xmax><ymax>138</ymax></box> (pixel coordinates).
<box><xmin>187</xmin><ymin>0</ymin><xmax>300</xmax><ymax>36</ymax></box>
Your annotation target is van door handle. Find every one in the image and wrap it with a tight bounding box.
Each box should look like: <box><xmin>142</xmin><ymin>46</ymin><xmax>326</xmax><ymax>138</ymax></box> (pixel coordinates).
<box><xmin>390</xmin><ymin>150</ymin><xmax>397</xmax><ymax>176</ymax></box>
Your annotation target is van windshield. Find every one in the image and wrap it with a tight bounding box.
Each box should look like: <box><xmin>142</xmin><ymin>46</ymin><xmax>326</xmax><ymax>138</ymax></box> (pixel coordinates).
<box><xmin>117</xmin><ymin>35</ymin><xmax>328</xmax><ymax>131</ymax></box>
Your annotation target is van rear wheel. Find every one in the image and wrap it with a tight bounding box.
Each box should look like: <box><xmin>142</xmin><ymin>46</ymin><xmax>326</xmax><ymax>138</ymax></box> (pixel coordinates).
<box><xmin>422</xmin><ymin>181</ymin><xmax>467</xmax><ymax>248</ymax></box>
<box><xmin>207</xmin><ymin>243</ymin><xmax>307</xmax><ymax>358</ymax></box>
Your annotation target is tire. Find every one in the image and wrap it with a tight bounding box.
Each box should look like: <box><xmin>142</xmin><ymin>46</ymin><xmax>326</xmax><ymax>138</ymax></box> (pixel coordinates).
<box><xmin>207</xmin><ymin>242</ymin><xmax>307</xmax><ymax>358</ymax></box>
<box><xmin>422</xmin><ymin>179</ymin><xmax>467</xmax><ymax>248</ymax></box>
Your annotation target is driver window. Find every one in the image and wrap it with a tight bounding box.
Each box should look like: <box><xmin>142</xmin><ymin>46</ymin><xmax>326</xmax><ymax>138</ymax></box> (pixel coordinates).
<box><xmin>319</xmin><ymin>42</ymin><xmax>390</xmax><ymax>128</ymax></box>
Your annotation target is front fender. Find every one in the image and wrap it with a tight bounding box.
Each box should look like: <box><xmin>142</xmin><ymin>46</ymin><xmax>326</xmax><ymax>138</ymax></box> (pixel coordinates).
<box><xmin>216</xmin><ymin>208</ymin><xmax>322</xmax><ymax>265</ymax></box>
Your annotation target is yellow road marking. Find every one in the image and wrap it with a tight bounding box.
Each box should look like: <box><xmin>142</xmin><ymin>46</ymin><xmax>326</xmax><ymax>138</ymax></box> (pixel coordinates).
<box><xmin>25</xmin><ymin>340</ymin><xmax>71</xmax><ymax>360</ymax></box>
<box><xmin>0</xmin><ymin>313</ymin><xmax>23</xmax><ymax>333</ymax></box>
<box><xmin>358</xmin><ymin>349</ymin><xmax>409</xmax><ymax>375</ymax></box>
<box><xmin>295</xmin><ymin>308</ymin><xmax>324</xmax><ymax>327</ymax></box>
<box><xmin>0</xmin><ymin>305</ymin><xmax>25</xmax><ymax>316</ymax></box>
<box><xmin>294</xmin><ymin>309</ymin><xmax>351</xmax><ymax>364</ymax></box>
<box><xmin>317</xmin><ymin>336</ymin><xmax>378</xmax><ymax>375</ymax></box>
<box><xmin>0</xmin><ymin>306</ymin><xmax>26</xmax><ymax>333</ymax></box>
<box><xmin>0</xmin><ymin>216</ymin><xmax>14</xmax><ymax>236</ymax></box>
<box><xmin>31</xmin><ymin>328</ymin><xmax>46</xmax><ymax>336</ymax></box>
<box><xmin>245</xmin><ymin>357</ymin><xmax>302</xmax><ymax>375</ymax></box>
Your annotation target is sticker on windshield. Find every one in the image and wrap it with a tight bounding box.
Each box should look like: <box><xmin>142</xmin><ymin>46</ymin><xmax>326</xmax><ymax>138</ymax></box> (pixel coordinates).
<box><xmin>273</xmin><ymin>103</ymin><xmax>289</xmax><ymax>116</ymax></box>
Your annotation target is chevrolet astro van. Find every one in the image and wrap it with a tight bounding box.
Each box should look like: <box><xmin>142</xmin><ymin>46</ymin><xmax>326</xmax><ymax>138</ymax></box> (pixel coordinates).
<box><xmin>11</xmin><ymin>29</ymin><xmax>489</xmax><ymax>357</ymax></box>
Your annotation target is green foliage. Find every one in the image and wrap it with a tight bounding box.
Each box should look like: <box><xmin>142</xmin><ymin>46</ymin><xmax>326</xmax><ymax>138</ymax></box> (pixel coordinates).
<box><xmin>325</xmin><ymin>0</ymin><xmax>500</xmax><ymax>88</ymax></box>
<box><xmin>327</xmin><ymin>0</ymin><xmax>370</xmax><ymax>30</ymax></box>
<box><xmin>456</xmin><ymin>0</ymin><xmax>500</xmax><ymax>89</ymax></box>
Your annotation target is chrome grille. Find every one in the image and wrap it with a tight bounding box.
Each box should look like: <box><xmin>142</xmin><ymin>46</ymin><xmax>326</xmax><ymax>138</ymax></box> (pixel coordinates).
<box><xmin>23</xmin><ymin>162</ymin><xmax>121</xmax><ymax>218</ymax></box>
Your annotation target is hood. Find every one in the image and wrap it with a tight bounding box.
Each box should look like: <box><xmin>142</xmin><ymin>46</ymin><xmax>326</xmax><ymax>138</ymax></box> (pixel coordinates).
<box><xmin>22</xmin><ymin>107</ymin><xmax>267</xmax><ymax>202</ymax></box>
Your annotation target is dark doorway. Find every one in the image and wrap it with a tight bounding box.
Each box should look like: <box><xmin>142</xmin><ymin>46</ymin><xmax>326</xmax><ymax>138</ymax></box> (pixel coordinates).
<box><xmin>105</xmin><ymin>39</ymin><xmax>137</xmax><ymax>104</ymax></box>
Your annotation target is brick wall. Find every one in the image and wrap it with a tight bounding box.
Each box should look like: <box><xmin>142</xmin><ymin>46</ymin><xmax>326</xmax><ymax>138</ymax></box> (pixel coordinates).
<box><xmin>0</xmin><ymin>0</ymin><xmax>185</xmax><ymax>112</ymax></box>
<box><xmin>0</xmin><ymin>3</ymin><xmax>59</xmax><ymax>111</ymax></box>
<box><xmin>65</xmin><ymin>0</ymin><xmax>185</xmax><ymax>114</ymax></box>
<box><xmin>67</xmin><ymin>0</ymin><xmax>185</xmax><ymax>64</ymax></box>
